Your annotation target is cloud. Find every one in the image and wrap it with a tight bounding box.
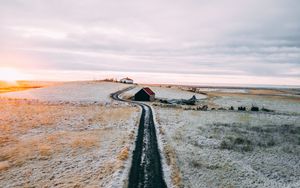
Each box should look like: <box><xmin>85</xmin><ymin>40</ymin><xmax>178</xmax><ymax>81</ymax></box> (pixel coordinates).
<box><xmin>0</xmin><ymin>0</ymin><xmax>299</xmax><ymax>85</ymax></box>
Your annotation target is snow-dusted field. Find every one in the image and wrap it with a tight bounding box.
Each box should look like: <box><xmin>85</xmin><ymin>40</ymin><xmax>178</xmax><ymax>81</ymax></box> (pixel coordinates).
<box><xmin>155</xmin><ymin>108</ymin><xmax>300</xmax><ymax>187</ymax></box>
<box><xmin>0</xmin><ymin>81</ymin><xmax>129</xmax><ymax>104</ymax></box>
<box><xmin>154</xmin><ymin>89</ymin><xmax>300</xmax><ymax>188</ymax></box>
<box><xmin>0</xmin><ymin>81</ymin><xmax>140</xmax><ymax>187</ymax></box>
<box><xmin>0</xmin><ymin>99</ymin><xmax>139</xmax><ymax>187</ymax></box>
<box><xmin>1</xmin><ymin>82</ymin><xmax>299</xmax><ymax>187</ymax></box>
<box><xmin>197</xmin><ymin>88</ymin><xmax>249</xmax><ymax>93</ymax></box>
<box><xmin>122</xmin><ymin>85</ymin><xmax>206</xmax><ymax>100</ymax></box>
<box><xmin>212</xmin><ymin>95</ymin><xmax>300</xmax><ymax>114</ymax></box>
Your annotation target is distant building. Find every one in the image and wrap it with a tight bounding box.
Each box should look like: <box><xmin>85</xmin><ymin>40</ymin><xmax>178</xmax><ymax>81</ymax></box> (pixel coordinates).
<box><xmin>134</xmin><ymin>87</ymin><xmax>155</xmax><ymax>101</ymax></box>
<box><xmin>120</xmin><ymin>77</ymin><xmax>133</xmax><ymax>84</ymax></box>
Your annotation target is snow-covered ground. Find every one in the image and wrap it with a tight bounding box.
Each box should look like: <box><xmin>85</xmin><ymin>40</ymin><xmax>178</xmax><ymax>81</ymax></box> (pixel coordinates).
<box><xmin>197</xmin><ymin>88</ymin><xmax>249</xmax><ymax>93</ymax></box>
<box><xmin>154</xmin><ymin>89</ymin><xmax>300</xmax><ymax>188</ymax></box>
<box><xmin>122</xmin><ymin>85</ymin><xmax>206</xmax><ymax>100</ymax></box>
<box><xmin>0</xmin><ymin>99</ymin><xmax>139</xmax><ymax>187</ymax></box>
<box><xmin>213</xmin><ymin>95</ymin><xmax>300</xmax><ymax>114</ymax></box>
<box><xmin>1</xmin><ymin>82</ymin><xmax>299</xmax><ymax>187</ymax></box>
<box><xmin>0</xmin><ymin>81</ymin><xmax>129</xmax><ymax>104</ymax></box>
<box><xmin>0</xmin><ymin>81</ymin><xmax>140</xmax><ymax>187</ymax></box>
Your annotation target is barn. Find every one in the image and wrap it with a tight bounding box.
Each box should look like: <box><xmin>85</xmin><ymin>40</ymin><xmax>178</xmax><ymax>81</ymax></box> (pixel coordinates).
<box><xmin>120</xmin><ymin>77</ymin><xmax>133</xmax><ymax>84</ymax></box>
<box><xmin>134</xmin><ymin>87</ymin><xmax>155</xmax><ymax>101</ymax></box>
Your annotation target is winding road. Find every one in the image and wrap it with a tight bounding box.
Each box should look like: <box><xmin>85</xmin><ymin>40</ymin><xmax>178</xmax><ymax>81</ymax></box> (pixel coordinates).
<box><xmin>111</xmin><ymin>87</ymin><xmax>167</xmax><ymax>188</ymax></box>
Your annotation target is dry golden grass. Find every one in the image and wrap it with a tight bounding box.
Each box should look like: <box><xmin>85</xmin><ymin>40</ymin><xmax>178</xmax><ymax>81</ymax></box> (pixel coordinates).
<box><xmin>159</xmin><ymin>126</ymin><xmax>165</xmax><ymax>135</ymax></box>
<box><xmin>248</xmin><ymin>89</ymin><xmax>287</xmax><ymax>95</ymax></box>
<box><xmin>0</xmin><ymin>96</ymin><xmax>140</xmax><ymax>188</ymax></box>
<box><xmin>0</xmin><ymin>161</ymin><xmax>10</xmax><ymax>171</ymax></box>
<box><xmin>0</xmin><ymin>131</ymin><xmax>104</xmax><ymax>169</ymax></box>
<box><xmin>0</xmin><ymin>101</ymin><xmax>63</xmax><ymax>134</ymax></box>
<box><xmin>117</xmin><ymin>147</ymin><xmax>130</xmax><ymax>161</ymax></box>
<box><xmin>46</xmin><ymin>133</ymin><xmax>64</xmax><ymax>143</ymax></box>
<box><xmin>38</xmin><ymin>144</ymin><xmax>52</xmax><ymax>158</ymax></box>
<box><xmin>0</xmin><ymin>99</ymin><xmax>138</xmax><ymax>173</ymax></box>
<box><xmin>96</xmin><ymin>161</ymin><xmax>122</xmax><ymax>181</ymax></box>
<box><xmin>0</xmin><ymin>88</ymin><xmax>35</xmax><ymax>94</ymax></box>
<box><xmin>0</xmin><ymin>80</ymin><xmax>57</xmax><ymax>93</ymax></box>
<box><xmin>0</xmin><ymin>124</ymin><xmax>12</xmax><ymax>132</ymax></box>
<box><xmin>0</xmin><ymin>133</ymin><xmax>102</xmax><ymax>172</ymax></box>
<box><xmin>88</xmin><ymin>107</ymin><xmax>138</xmax><ymax>125</ymax></box>
<box><xmin>164</xmin><ymin>144</ymin><xmax>174</xmax><ymax>166</ymax></box>
<box><xmin>207</xmin><ymin>90</ymin><xmax>300</xmax><ymax>103</ymax></box>
<box><xmin>0</xmin><ymin>144</ymin><xmax>32</xmax><ymax>167</ymax></box>
<box><xmin>172</xmin><ymin>166</ymin><xmax>182</xmax><ymax>188</ymax></box>
<box><xmin>0</xmin><ymin>135</ymin><xmax>16</xmax><ymax>146</ymax></box>
<box><xmin>205</xmin><ymin>88</ymin><xmax>287</xmax><ymax>97</ymax></box>
<box><xmin>164</xmin><ymin>144</ymin><xmax>183</xmax><ymax>187</ymax></box>
<box><xmin>70</xmin><ymin>134</ymin><xmax>100</xmax><ymax>149</ymax></box>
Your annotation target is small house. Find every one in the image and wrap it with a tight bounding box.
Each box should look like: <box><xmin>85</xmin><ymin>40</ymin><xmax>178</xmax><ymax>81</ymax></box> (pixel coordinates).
<box><xmin>134</xmin><ymin>87</ymin><xmax>155</xmax><ymax>101</ymax></box>
<box><xmin>120</xmin><ymin>77</ymin><xmax>133</xmax><ymax>84</ymax></box>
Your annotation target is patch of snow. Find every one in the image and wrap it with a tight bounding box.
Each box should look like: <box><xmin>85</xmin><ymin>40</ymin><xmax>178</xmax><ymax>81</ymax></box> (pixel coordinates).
<box><xmin>197</xmin><ymin>88</ymin><xmax>249</xmax><ymax>93</ymax></box>
<box><xmin>154</xmin><ymin>107</ymin><xmax>300</xmax><ymax>188</ymax></box>
<box><xmin>213</xmin><ymin>96</ymin><xmax>300</xmax><ymax>114</ymax></box>
<box><xmin>0</xmin><ymin>81</ymin><xmax>129</xmax><ymax>103</ymax></box>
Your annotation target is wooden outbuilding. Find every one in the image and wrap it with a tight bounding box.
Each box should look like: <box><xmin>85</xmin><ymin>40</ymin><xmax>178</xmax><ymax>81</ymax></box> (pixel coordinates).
<box><xmin>134</xmin><ymin>87</ymin><xmax>155</xmax><ymax>101</ymax></box>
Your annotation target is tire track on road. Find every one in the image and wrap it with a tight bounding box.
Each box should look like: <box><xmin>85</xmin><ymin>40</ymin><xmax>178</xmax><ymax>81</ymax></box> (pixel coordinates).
<box><xmin>111</xmin><ymin>87</ymin><xmax>167</xmax><ymax>188</ymax></box>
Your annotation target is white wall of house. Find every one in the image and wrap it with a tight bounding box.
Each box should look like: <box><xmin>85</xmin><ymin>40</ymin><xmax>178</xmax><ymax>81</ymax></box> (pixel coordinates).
<box><xmin>120</xmin><ymin>78</ymin><xmax>133</xmax><ymax>84</ymax></box>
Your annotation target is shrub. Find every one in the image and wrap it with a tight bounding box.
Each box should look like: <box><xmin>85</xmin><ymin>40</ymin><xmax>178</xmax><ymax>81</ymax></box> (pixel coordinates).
<box><xmin>191</xmin><ymin>160</ymin><xmax>202</xmax><ymax>168</ymax></box>
<box><xmin>220</xmin><ymin>136</ymin><xmax>253</xmax><ymax>152</ymax></box>
<box><xmin>234</xmin><ymin>137</ymin><xmax>251</xmax><ymax>145</ymax></box>
<box><xmin>251</xmin><ymin>106</ymin><xmax>259</xmax><ymax>111</ymax></box>
<box><xmin>242</xmin><ymin>144</ymin><xmax>253</xmax><ymax>152</ymax></box>
<box><xmin>117</xmin><ymin>147</ymin><xmax>129</xmax><ymax>161</ymax></box>
<box><xmin>267</xmin><ymin>139</ymin><xmax>276</xmax><ymax>147</ymax></box>
<box><xmin>38</xmin><ymin>144</ymin><xmax>52</xmax><ymax>158</ymax></box>
<box><xmin>71</xmin><ymin>137</ymin><xmax>98</xmax><ymax>149</ymax></box>
<box><xmin>172</xmin><ymin>166</ymin><xmax>182</xmax><ymax>187</ymax></box>
<box><xmin>220</xmin><ymin>140</ymin><xmax>233</xmax><ymax>150</ymax></box>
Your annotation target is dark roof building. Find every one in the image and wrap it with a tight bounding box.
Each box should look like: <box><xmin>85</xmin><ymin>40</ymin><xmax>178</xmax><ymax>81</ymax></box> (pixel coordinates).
<box><xmin>134</xmin><ymin>87</ymin><xmax>155</xmax><ymax>101</ymax></box>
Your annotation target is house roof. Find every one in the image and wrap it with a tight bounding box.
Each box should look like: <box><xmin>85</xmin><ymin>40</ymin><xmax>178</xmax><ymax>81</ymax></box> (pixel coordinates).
<box><xmin>121</xmin><ymin>77</ymin><xmax>133</xmax><ymax>81</ymax></box>
<box><xmin>143</xmin><ymin>87</ymin><xmax>155</xmax><ymax>96</ymax></box>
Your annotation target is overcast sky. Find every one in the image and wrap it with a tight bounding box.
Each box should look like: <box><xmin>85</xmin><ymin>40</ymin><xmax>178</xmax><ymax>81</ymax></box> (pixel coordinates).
<box><xmin>0</xmin><ymin>0</ymin><xmax>299</xmax><ymax>86</ymax></box>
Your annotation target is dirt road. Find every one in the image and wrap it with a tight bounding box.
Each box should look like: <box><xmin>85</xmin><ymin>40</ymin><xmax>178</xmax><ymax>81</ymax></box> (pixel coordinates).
<box><xmin>111</xmin><ymin>87</ymin><xmax>167</xmax><ymax>188</ymax></box>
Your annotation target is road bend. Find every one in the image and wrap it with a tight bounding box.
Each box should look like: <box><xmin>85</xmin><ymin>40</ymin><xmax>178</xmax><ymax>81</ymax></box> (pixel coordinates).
<box><xmin>111</xmin><ymin>87</ymin><xmax>167</xmax><ymax>188</ymax></box>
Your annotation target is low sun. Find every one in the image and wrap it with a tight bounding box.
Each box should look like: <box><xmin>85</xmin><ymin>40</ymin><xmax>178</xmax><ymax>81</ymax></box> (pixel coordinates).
<box><xmin>0</xmin><ymin>68</ymin><xmax>25</xmax><ymax>83</ymax></box>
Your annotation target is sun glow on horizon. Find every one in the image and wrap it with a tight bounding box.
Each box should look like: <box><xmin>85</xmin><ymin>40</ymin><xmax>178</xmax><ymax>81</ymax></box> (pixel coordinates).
<box><xmin>0</xmin><ymin>68</ymin><xmax>28</xmax><ymax>83</ymax></box>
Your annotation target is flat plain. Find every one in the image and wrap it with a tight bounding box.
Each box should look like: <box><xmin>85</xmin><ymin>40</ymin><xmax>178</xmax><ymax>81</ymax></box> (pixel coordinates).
<box><xmin>1</xmin><ymin>82</ymin><xmax>299</xmax><ymax>188</ymax></box>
